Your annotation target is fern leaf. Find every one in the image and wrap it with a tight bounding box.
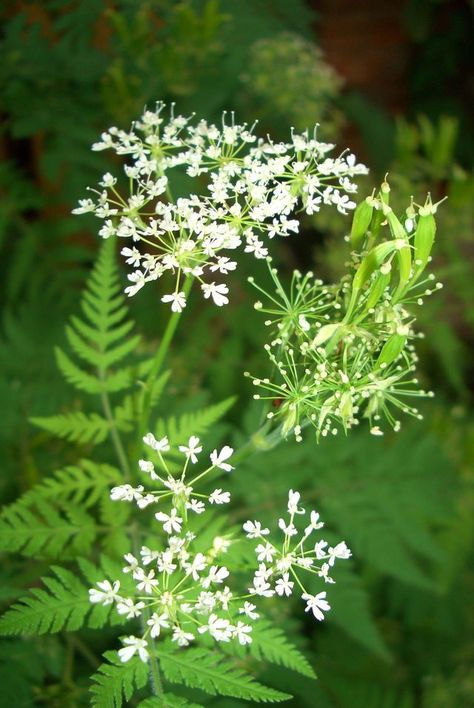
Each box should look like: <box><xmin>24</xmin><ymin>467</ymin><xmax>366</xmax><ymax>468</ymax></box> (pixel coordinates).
<box><xmin>247</xmin><ymin>619</ymin><xmax>316</xmax><ymax>678</ymax></box>
<box><xmin>114</xmin><ymin>370</ymin><xmax>170</xmax><ymax>432</ymax></box>
<box><xmin>139</xmin><ymin>696</ymin><xmax>204</xmax><ymax>707</ymax></box>
<box><xmin>155</xmin><ymin>397</ymin><xmax>236</xmax><ymax>446</ymax></box>
<box><xmin>3</xmin><ymin>460</ymin><xmax>121</xmax><ymax>509</ymax></box>
<box><xmin>0</xmin><ymin>566</ymin><xmax>97</xmax><ymax>635</ymax></box>
<box><xmin>30</xmin><ymin>411</ymin><xmax>111</xmax><ymax>444</ymax></box>
<box><xmin>0</xmin><ymin>499</ymin><xmax>96</xmax><ymax>557</ymax></box>
<box><xmin>159</xmin><ymin>646</ymin><xmax>291</xmax><ymax>702</ymax></box>
<box><xmin>90</xmin><ymin>651</ymin><xmax>149</xmax><ymax>708</ymax></box>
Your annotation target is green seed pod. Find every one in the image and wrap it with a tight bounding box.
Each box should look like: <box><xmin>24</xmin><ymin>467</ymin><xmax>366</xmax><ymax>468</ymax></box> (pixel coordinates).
<box><xmin>384</xmin><ymin>209</ymin><xmax>412</xmax><ymax>301</ymax></box>
<box><xmin>345</xmin><ymin>240</ymin><xmax>399</xmax><ymax>319</ymax></box>
<box><xmin>340</xmin><ymin>391</ymin><xmax>353</xmax><ymax>421</ymax></box>
<box><xmin>312</xmin><ymin>323</ymin><xmax>341</xmax><ymax>348</ymax></box>
<box><xmin>412</xmin><ymin>208</ymin><xmax>436</xmax><ymax>282</ymax></box>
<box><xmin>364</xmin><ymin>269</ymin><xmax>391</xmax><ymax>310</ymax></box>
<box><xmin>375</xmin><ymin>333</ymin><xmax>407</xmax><ymax>369</ymax></box>
<box><xmin>350</xmin><ymin>197</ymin><xmax>374</xmax><ymax>249</ymax></box>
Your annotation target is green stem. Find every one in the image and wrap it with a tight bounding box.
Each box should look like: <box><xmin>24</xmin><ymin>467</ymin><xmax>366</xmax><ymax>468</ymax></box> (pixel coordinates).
<box><xmin>135</xmin><ymin>277</ymin><xmax>193</xmax><ymax>458</ymax></box>
<box><xmin>100</xmin><ymin>379</ymin><xmax>131</xmax><ymax>479</ymax></box>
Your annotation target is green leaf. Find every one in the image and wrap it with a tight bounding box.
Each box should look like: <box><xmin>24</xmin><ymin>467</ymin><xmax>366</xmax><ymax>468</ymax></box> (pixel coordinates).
<box><xmin>247</xmin><ymin>619</ymin><xmax>316</xmax><ymax>678</ymax></box>
<box><xmin>159</xmin><ymin>646</ymin><xmax>291</xmax><ymax>703</ymax></box>
<box><xmin>90</xmin><ymin>651</ymin><xmax>149</xmax><ymax>708</ymax></box>
<box><xmin>0</xmin><ymin>566</ymin><xmax>104</xmax><ymax>636</ymax></box>
<box><xmin>31</xmin><ymin>411</ymin><xmax>111</xmax><ymax>444</ymax></box>
<box><xmin>155</xmin><ymin>397</ymin><xmax>236</xmax><ymax>446</ymax></box>
<box><xmin>0</xmin><ymin>499</ymin><xmax>97</xmax><ymax>557</ymax></box>
<box><xmin>139</xmin><ymin>696</ymin><xmax>204</xmax><ymax>708</ymax></box>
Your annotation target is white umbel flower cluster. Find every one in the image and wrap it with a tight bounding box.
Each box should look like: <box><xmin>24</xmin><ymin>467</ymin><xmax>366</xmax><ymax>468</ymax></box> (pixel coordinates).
<box><xmin>244</xmin><ymin>490</ymin><xmax>351</xmax><ymax>618</ymax></box>
<box><xmin>73</xmin><ymin>102</ymin><xmax>367</xmax><ymax>310</ymax></box>
<box><xmin>89</xmin><ymin>435</ymin><xmax>347</xmax><ymax>663</ymax></box>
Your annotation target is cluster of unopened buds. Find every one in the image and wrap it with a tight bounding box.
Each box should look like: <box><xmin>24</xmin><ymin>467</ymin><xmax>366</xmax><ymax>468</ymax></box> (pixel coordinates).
<box><xmin>89</xmin><ymin>434</ymin><xmax>351</xmax><ymax>663</ymax></box>
<box><xmin>73</xmin><ymin>102</ymin><xmax>368</xmax><ymax>311</ymax></box>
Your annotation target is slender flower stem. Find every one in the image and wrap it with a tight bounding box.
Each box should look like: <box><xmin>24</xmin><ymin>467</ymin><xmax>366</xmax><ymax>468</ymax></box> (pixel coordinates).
<box><xmin>134</xmin><ymin>277</ymin><xmax>193</xmax><ymax>465</ymax></box>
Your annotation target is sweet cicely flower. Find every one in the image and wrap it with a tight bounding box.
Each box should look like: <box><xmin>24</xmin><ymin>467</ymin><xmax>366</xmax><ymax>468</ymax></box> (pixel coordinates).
<box><xmin>73</xmin><ymin>102</ymin><xmax>367</xmax><ymax>310</ymax></box>
<box><xmin>244</xmin><ymin>490</ymin><xmax>351</xmax><ymax>613</ymax></box>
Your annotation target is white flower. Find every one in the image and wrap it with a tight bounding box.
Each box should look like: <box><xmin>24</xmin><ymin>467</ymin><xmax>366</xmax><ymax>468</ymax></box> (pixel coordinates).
<box><xmin>302</xmin><ymin>591</ymin><xmax>331</xmax><ymax>621</ymax></box>
<box><xmin>209</xmin><ymin>489</ymin><xmax>231</xmax><ymax>504</ymax></box>
<box><xmin>239</xmin><ymin>602</ymin><xmax>259</xmax><ymax>620</ymax></box>
<box><xmin>327</xmin><ymin>541</ymin><xmax>351</xmax><ymax>566</ymax></box>
<box><xmin>118</xmin><ymin>636</ymin><xmax>149</xmax><ymax>663</ymax></box>
<box><xmin>210</xmin><ymin>446</ymin><xmax>234</xmax><ymax>471</ymax></box>
<box><xmin>278</xmin><ymin>518</ymin><xmax>298</xmax><ymax>537</ymax></box>
<box><xmin>288</xmin><ymin>489</ymin><xmax>305</xmax><ymax>515</ymax></box>
<box><xmin>161</xmin><ymin>292</ymin><xmax>187</xmax><ymax>312</ymax></box>
<box><xmin>122</xmin><ymin>553</ymin><xmax>139</xmax><ymax>575</ymax></box>
<box><xmin>89</xmin><ymin>580</ymin><xmax>120</xmax><ymax>605</ymax></box>
<box><xmin>143</xmin><ymin>433</ymin><xmax>170</xmax><ymax>452</ymax></box>
<box><xmin>304</xmin><ymin>510</ymin><xmax>324</xmax><ymax>535</ymax></box>
<box><xmin>147</xmin><ymin>612</ymin><xmax>170</xmax><ymax>638</ymax></box>
<box><xmin>318</xmin><ymin>562</ymin><xmax>335</xmax><ymax>584</ymax></box>
<box><xmin>135</xmin><ymin>568</ymin><xmax>159</xmax><ymax>594</ymax></box>
<box><xmin>184</xmin><ymin>552</ymin><xmax>207</xmax><ymax>581</ymax></box>
<box><xmin>201</xmin><ymin>565</ymin><xmax>229</xmax><ymax>588</ymax></box>
<box><xmin>179</xmin><ymin>435</ymin><xmax>202</xmax><ymax>464</ymax></box>
<box><xmin>110</xmin><ymin>484</ymin><xmax>144</xmax><ymax>502</ymax></box>
<box><xmin>198</xmin><ymin>614</ymin><xmax>233</xmax><ymax>642</ymax></box>
<box><xmin>243</xmin><ymin>520</ymin><xmax>270</xmax><ymax>539</ymax></box>
<box><xmin>172</xmin><ymin>628</ymin><xmax>195</xmax><ymax>647</ymax></box>
<box><xmin>233</xmin><ymin>621</ymin><xmax>253</xmax><ymax>645</ymax></box>
<box><xmin>187</xmin><ymin>498</ymin><xmax>206</xmax><ymax>514</ymax></box>
<box><xmin>275</xmin><ymin>573</ymin><xmax>294</xmax><ymax>597</ymax></box>
<box><xmin>116</xmin><ymin>598</ymin><xmax>145</xmax><ymax>619</ymax></box>
<box><xmin>155</xmin><ymin>508</ymin><xmax>183</xmax><ymax>534</ymax></box>
<box><xmin>140</xmin><ymin>546</ymin><xmax>159</xmax><ymax>566</ymax></box>
<box><xmin>314</xmin><ymin>540</ymin><xmax>328</xmax><ymax>559</ymax></box>
<box><xmin>201</xmin><ymin>282</ymin><xmax>229</xmax><ymax>307</ymax></box>
<box><xmin>255</xmin><ymin>543</ymin><xmax>276</xmax><ymax>563</ymax></box>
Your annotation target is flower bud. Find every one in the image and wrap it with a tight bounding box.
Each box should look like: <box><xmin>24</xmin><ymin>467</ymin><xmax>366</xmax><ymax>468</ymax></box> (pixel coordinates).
<box><xmin>375</xmin><ymin>333</ymin><xmax>407</xmax><ymax>369</ymax></box>
<box><xmin>412</xmin><ymin>204</ymin><xmax>437</xmax><ymax>283</ymax></box>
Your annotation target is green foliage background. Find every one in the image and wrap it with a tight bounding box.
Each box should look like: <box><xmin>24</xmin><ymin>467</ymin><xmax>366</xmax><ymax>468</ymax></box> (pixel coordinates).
<box><xmin>0</xmin><ymin>1</ymin><xmax>473</xmax><ymax>706</ymax></box>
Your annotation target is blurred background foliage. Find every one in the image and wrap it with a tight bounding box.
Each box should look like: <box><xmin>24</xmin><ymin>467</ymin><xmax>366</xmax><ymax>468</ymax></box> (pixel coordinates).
<box><xmin>0</xmin><ymin>0</ymin><xmax>473</xmax><ymax>705</ymax></box>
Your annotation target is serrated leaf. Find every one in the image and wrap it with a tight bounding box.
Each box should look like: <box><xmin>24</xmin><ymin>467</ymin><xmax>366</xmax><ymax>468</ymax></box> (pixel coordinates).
<box><xmin>159</xmin><ymin>646</ymin><xmax>291</xmax><ymax>703</ymax></box>
<box><xmin>247</xmin><ymin>619</ymin><xmax>316</xmax><ymax>678</ymax></box>
<box><xmin>31</xmin><ymin>411</ymin><xmax>111</xmax><ymax>444</ymax></box>
<box><xmin>90</xmin><ymin>651</ymin><xmax>149</xmax><ymax>708</ymax></box>
<box><xmin>139</xmin><ymin>695</ymin><xmax>204</xmax><ymax>708</ymax></box>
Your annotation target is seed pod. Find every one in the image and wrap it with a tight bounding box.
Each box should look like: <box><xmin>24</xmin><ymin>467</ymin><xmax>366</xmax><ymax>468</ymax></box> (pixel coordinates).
<box><xmin>312</xmin><ymin>323</ymin><xmax>341</xmax><ymax>348</ymax></box>
<box><xmin>375</xmin><ymin>333</ymin><xmax>407</xmax><ymax>369</ymax></box>
<box><xmin>350</xmin><ymin>197</ymin><xmax>374</xmax><ymax>249</ymax></box>
<box><xmin>345</xmin><ymin>240</ymin><xmax>399</xmax><ymax>319</ymax></box>
<box><xmin>340</xmin><ymin>391</ymin><xmax>353</xmax><ymax>421</ymax></box>
<box><xmin>365</xmin><ymin>269</ymin><xmax>391</xmax><ymax>311</ymax></box>
<box><xmin>384</xmin><ymin>209</ymin><xmax>412</xmax><ymax>301</ymax></box>
<box><xmin>412</xmin><ymin>207</ymin><xmax>436</xmax><ymax>282</ymax></box>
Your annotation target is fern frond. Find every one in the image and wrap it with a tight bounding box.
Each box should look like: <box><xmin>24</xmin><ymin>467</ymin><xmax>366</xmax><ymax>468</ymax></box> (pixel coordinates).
<box><xmin>31</xmin><ymin>411</ymin><xmax>111</xmax><ymax>444</ymax></box>
<box><xmin>155</xmin><ymin>397</ymin><xmax>236</xmax><ymax>447</ymax></box>
<box><xmin>0</xmin><ymin>499</ymin><xmax>96</xmax><ymax>557</ymax></box>
<box><xmin>159</xmin><ymin>646</ymin><xmax>291</xmax><ymax>702</ymax></box>
<box><xmin>246</xmin><ymin>619</ymin><xmax>316</xmax><ymax>678</ymax></box>
<box><xmin>55</xmin><ymin>238</ymin><xmax>145</xmax><ymax>397</ymax></box>
<box><xmin>90</xmin><ymin>651</ymin><xmax>149</xmax><ymax>708</ymax></box>
<box><xmin>139</xmin><ymin>696</ymin><xmax>204</xmax><ymax>707</ymax></box>
<box><xmin>114</xmin><ymin>370</ymin><xmax>170</xmax><ymax>433</ymax></box>
<box><xmin>0</xmin><ymin>566</ymin><xmax>98</xmax><ymax>635</ymax></box>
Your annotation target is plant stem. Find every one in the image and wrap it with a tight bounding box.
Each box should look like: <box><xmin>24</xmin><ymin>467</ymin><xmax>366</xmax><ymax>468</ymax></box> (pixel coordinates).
<box><xmin>135</xmin><ymin>277</ymin><xmax>193</xmax><ymax>454</ymax></box>
<box><xmin>100</xmin><ymin>387</ymin><xmax>131</xmax><ymax>479</ymax></box>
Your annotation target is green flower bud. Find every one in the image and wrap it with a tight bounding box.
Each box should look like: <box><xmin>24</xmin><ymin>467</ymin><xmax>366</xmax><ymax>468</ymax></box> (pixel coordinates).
<box><xmin>412</xmin><ymin>203</ymin><xmax>437</xmax><ymax>282</ymax></box>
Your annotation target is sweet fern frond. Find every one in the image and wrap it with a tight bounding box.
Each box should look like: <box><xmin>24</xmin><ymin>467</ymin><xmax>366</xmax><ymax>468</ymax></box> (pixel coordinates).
<box><xmin>155</xmin><ymin>397</ymin><xmax>236</xmax><ymax>447</ymax></box>
<box><xmin>0</xmin><ymin>500</ymin><xmax>97</xmax><ymax>557</ymax></box>
<box><xmin>158</xmin><ymin>646</ymin><xmax>292</xmax><ymax>702</ymax></box>
<box><xmin>138</xmin><ymin>696</ymin><xmax>204</xmax><ymax>707</ymax></box>
<box><xmin>90</xmin><ymin>651</ymin><xmax>149</xmax><ymax>708</ymax></box>
<box><xmin>0</xmin><ymin>566</ymin><xmax>97</xmax><ymax>636</ymax></box>
<box><xmin>246</xmin><ymin>619</ymin><xmax>316</xmax><ymax>678</ymax></box>
<box><xmin>31</xmin><ymin>412</ymin><xmax>111</xmax><ymax>445</ymax></box>
<box><xmin>54</xmin><ymin>238</ymin><xmax>145</xmax><ymax>396</ymax></box>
